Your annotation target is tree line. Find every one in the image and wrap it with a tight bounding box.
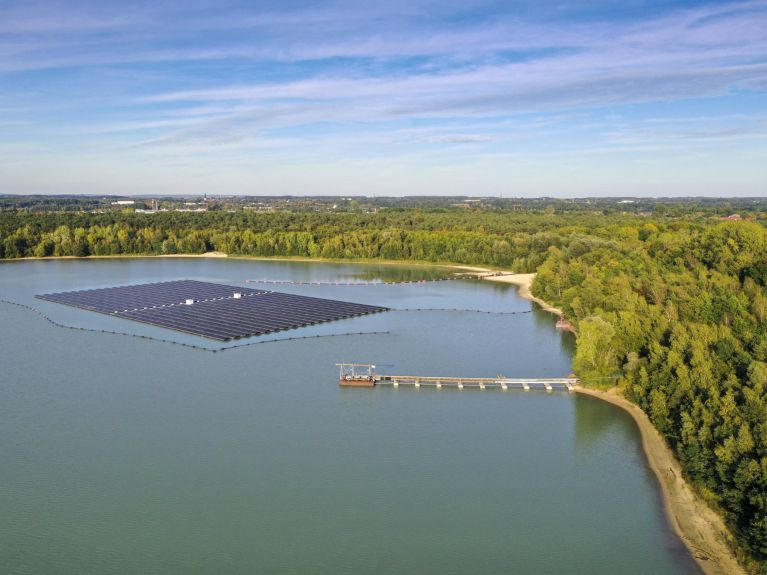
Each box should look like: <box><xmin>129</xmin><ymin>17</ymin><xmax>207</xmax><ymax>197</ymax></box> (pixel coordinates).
<box><xmin>533</xmin><ymin>219</ymin><xmax>767</xmax><ymax>572</ymax></box>
<box><xmin>0</xmin><ymin>210</ymin><xmax>614</xmax><ymax>270</ymax></box>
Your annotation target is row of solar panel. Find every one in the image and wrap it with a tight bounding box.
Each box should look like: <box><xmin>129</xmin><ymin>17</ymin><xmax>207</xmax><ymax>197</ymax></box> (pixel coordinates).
<box><xmin>118</xmin><ymin>308</ymin><xmax>382</xmax><ymax>340</ymax></box>
<box><xmin>121</xmin><ymin>298</ymin><xmax>373</xmax><ymax>331</ymax></box>
<box><xmin>118</xmin><ymin>292</ymin><xmax>386</xmax><ymax>340</ymax></box>
<box><xmin>43</xmin><ymin>287</ymin><xmax>269</xmax><ymax>314</ymax></box>
<box><xmin>36</xmin><ymin>280</ymin><xmax>388</xmax><ymax>341</ymax></box>
<box><xmin>37</xmin><ymin>279</ymin><xmax>265</xmax><ymax>314</ymax></box>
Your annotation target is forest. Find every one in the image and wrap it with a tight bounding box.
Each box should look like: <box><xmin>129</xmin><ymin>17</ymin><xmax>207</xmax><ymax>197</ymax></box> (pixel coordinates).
<box><xmin>2</xmin><ymin>205</ymin><xmax>767</xmax><ymax>572</ymax></box>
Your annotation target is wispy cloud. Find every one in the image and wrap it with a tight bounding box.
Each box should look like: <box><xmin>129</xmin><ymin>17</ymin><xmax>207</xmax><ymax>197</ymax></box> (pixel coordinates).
<box><xmin>105</xmin><ymin>1</ymin><xmax>765</xmax><ymax>151</ymax></box>
<box><xmin>1</xmin><ymin>0</ymin><xmax>766</xmax><ymax>195</ymax></box>
<box><xmin>430</xmin><ymin>134</ymin><xmax>493</xmax><ymax>144</ymax></box>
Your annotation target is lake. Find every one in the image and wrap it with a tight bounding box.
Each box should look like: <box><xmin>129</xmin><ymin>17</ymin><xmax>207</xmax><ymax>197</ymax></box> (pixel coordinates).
<box><xmin>0</xmin><ymin>258</ymin><xmax>699</xmax><ymax>574</ymax></box>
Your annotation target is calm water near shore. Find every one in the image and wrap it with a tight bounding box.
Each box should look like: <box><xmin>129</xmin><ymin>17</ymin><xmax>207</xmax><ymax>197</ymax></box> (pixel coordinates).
<box><xmin>0</xmin><ymin>259</ymin><xmax>699</xmax><ymax>574</ymax></box>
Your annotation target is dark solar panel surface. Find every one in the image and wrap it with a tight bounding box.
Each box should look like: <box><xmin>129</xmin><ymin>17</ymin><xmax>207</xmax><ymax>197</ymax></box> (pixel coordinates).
<box><xmin>36</xmin><ymin>280</ymin><xmax>388</xmax><ymax>340</ymax></box>
<box><xmin>36</xmin><ymin>279</ymin><xmax>268</xmax><ymax>313</ymax></box>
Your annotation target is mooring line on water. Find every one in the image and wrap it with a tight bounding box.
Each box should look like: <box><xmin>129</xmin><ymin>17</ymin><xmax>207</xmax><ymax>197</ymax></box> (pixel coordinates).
<box><xmin>243</xmin><ymin>277</ymin><xmax>469</xmax><ymax>286</ymax></box>
<box><xmin>210</xmin><ymin>330</ymin><xmax>390</xmax><ymax>353</ymax></box>
<box><xmin>0</xmin><ymin>298</ymin><xmax>390</xmax><ymax>353</ymax></box>
<box><xmin>392</xmin><ymin>308</ymin><xmax>532</xmax><ymax>315</ymax></box>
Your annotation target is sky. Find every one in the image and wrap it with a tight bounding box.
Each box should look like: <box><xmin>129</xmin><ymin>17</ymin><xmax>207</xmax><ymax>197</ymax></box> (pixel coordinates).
<box><xmin>0</xmin><ymin>0</ymin><xmax>766</xmax><ymax>197</ymax></box>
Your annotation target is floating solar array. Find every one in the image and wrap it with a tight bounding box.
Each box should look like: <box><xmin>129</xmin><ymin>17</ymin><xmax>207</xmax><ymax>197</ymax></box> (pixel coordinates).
<box><xmin>36</xmin><ymin>279</ymin><xmax>388</xmax><ymax>341</ymax></box>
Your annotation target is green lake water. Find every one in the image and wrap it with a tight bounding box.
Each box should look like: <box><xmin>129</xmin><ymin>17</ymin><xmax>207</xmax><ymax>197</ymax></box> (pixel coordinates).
<box><xmin>0</xmin><ymin>259</ymin><xmax>699</xmax><ymax>574</ymax></box>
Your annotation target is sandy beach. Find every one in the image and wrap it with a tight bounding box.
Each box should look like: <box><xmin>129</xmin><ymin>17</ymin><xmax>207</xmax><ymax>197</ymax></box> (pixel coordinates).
<box><xmin>453</xmin><ymin>266</ymin><xmax>744</xmax><ymax>574</ymax></box>
<box><xmin>469</xmin><ymin>268</ymin><xmax>744</xmax><ymax>575</ymax></box>
<box><xmin>0</xmin><ymin>251</ymin><xmax>230</xmax><ymax>261</ymax></box>
<box><xmin>451</xmin><ymin>268</ymin><xmax>565</xmax><ymax>316</ymax></box>
<box><xmin>576</xmin><ymin>387</ymin><xmax>744</xmax><ymax>575</ymax></box>
<box><xmin>480</xmin><ymin>272</ymin><xmax>565</xmax><ymax>316</ymax></box>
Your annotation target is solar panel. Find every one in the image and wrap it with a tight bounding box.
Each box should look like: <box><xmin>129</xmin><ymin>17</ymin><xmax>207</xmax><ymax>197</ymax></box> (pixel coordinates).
<box><xmin>36</xmin><ymin>280</ymin><xmax>389</xmax><ymax>341</ymax></box>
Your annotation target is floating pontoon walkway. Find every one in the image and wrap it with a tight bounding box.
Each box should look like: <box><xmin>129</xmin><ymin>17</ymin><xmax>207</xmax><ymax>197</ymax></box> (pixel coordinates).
<box><xmin>337</xmin><ymin>364</ymin><xmax>578</xmax><ymax>391</ymax></box>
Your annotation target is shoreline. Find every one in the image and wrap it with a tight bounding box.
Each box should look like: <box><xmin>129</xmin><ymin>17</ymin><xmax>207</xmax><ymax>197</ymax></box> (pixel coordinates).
<box><xmin>0</xmin><ymin>252</ymin><xmax>483</xmax><ymax>271</ymax></box>
<box><xmin>0</xmin><ymin>253</ymin><xmax>745</xmax><ymax>573</ymax></box>
<box><xmin>575</xmin><ymin>388</ymin><xmax>744</xmax><ymax>575</ymax></box>
<box><xmin>0</xmin><ymin>252</ymin><xmax>231</xmax><ymax>262</ymax></box>
<box><xmin>478</xmin><ymin>272</ymin><xmax>565</xmax><ymax>316</ymax></box>
<box><xmin>464</xmin><ymin>266</ymin><xmax>744</xmax><ymax>575</ymax></box>
<box><xmin>453</xmin><ymin>268</ymin><xmax>570</xmax><ymax>320</ymax></box>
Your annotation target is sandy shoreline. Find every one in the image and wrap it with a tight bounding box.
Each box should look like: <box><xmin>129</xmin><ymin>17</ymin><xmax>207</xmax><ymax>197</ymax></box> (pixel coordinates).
<box><xmin>460</xmin><ymin>266</ymin><xmax>744</xmax><ymax>575</ymax></box>
<box><xmin>449</xmin><ymin>267</ymin><xmax>566</xmax><ymax>317</ymax></box>
<box><xmin>2</xmin><ymin>253</ymin><xmax>478</xmax><ymax>268</ymax></box>
<box><xmin>575</xmin><ymin>387</ymin><xmax>744</xmax><ymax>575</ymax></box>
<box><xmin>0</xmin><ymin>251</ymin><xmax>230</xmax><ymax>261</ymax></box>
<box><xmin>479</xmin><ymin>272</ymin><xmax>565</xmax><ymax>316</ymax></box>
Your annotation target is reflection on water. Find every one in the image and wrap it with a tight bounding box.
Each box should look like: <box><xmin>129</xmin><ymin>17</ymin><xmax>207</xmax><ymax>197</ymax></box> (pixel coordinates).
<box><xmin>575</xmin><ymin>392</ymin><xmax>642</xmax><ymax>447</ymax></box>
<box><xmin>343</xmin><ymin>265</ymin><xmax>457</xmax><ymax>282</ymax></box>
<box><xmin>235</xmin><ymin>260</ymin><xmax>458</xmax><ymax>283</ymax></box>
<box><xmin>528</xmin><ymin>304</ymin><xmax>577</xmax><ymax>358</ymax></box>
<box><xmin>573</xmin><ymin>394</ymin><xmax>702</xmax><ymax>574</ymax></box>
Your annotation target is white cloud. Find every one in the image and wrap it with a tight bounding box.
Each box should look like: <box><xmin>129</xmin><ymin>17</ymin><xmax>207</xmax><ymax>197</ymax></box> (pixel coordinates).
<box><xmin>1</xmin><ymin>0</ymin><xmax>766</xmax><ymax>195</ymax></box>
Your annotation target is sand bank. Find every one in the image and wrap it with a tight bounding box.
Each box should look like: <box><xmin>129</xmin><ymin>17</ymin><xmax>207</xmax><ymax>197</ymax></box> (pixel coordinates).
<box><xmin>576</xmin><ymin>387</ymin><xmax>744</xmax><ymax>575</ymax></box>
<box><xmin>450</xmin><ymin>268</ymin><xmax>565</xmax><ymax>316</ymax></box>
<box><xmin>1</xmin><ymin>251</ymin><xmax>229</xmax><ymax>262</ymax></box>
<box><xmin>166</xmin><ymin>251</ymin><xmax>228</xmax><ymax>258</ymax></box>
<box><xmin>452</xmin><ymin>265</ymin><xmax>745</xmax><ymax>575</ymax></box>
<box><xmin>481</xmin><ymin>272</ymin><xmax>565</xmax><ymax>316</ymax></box>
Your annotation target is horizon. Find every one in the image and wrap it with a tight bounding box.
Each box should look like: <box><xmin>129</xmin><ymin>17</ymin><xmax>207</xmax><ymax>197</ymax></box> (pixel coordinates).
<box><xmin>4</xmin><ymin>193</ymin><xmax>767</xmax><ymax>204</ymax></box>
<box><xmin>1</xmin><ymin>1</ymin><xmax>766</xmax><ymax>197</ymax></box>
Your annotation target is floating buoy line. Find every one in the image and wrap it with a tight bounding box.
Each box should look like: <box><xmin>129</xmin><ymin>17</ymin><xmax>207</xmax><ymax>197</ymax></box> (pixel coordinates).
<box><xmin>1</xmin><ymin>294</ymin><xmax>532</xmax><ymax>353</ymax></box>
<box><xmin>244</xmin><ymin>277</ymin><xmax>467</xmax><ymax>286</ymax></box>
<box><xmin>391</xmin><ymin>308</ymin><xmax>531</xmax><ymax>315</ymax></box>
<box><xmin>0</xmin><ymin>299</ymin><xmax>389</xmax><ymax>353</ymax></box>
<box><xmin>242</xmin><ymin>278</ymin><xmax>531</xmax><ymax>315</ymax></box>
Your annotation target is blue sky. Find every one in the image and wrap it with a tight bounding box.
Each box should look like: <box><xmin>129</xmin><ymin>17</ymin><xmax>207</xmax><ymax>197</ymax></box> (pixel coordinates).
<box><xmin>0</xmin><ymin>0</ymin><xmax>765</xmax><ymax>197</ymax></box>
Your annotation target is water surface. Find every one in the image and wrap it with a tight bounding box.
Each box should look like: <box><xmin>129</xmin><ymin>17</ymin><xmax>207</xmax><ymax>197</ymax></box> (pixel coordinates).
<box><xmin>0</xmin><ymin>259</ymin><xmax>698</xmax><ymax>574</ymax></box>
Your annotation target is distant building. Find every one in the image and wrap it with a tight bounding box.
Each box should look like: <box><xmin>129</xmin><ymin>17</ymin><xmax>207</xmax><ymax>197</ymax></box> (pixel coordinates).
<box><xmin>723</xmin><ymin>214</ymin><xmax>742</xmax><ymax>221</ymax></box>
<box><xmin>111</xmin><ymin>200</ymin><xmax>135</xmax><ymax>205</ymax></box>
